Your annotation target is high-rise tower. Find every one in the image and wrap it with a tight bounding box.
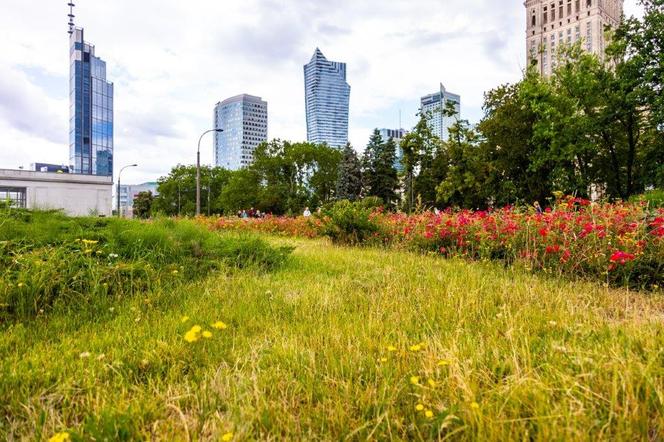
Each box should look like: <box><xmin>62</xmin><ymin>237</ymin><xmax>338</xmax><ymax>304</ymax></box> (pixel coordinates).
<box><xmin>525</xmin><ymin>0</ymin><xmax>624</xmax><ymax>76</ymax></box>
<box><xmin>420</xmin><ymin>84</ymin><xmax>461</xmax><ymax>142</ymax></box>
<box><xmin>68</xmin><ymin>4</ymin><xmax>114</xmax><ymax>176</ymax></box>
<box><xmin>304</xmin><ymin>48</ymin><xmax>351</xmax><ymax>148</ymax></box>
<box><xmin>214</xmin><ymin>94</ymin><xmax>268</xmax><ymax>171</ymax></box>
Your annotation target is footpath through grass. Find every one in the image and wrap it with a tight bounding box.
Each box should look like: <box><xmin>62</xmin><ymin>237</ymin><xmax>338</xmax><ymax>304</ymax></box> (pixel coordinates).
<box><xmin>2</xmin><ymin>236</ymin><xmax>664</xmax><ymax>440</ymax></box>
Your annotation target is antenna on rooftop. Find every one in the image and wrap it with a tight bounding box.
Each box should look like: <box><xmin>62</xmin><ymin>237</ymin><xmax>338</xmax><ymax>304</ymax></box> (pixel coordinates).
<box><xmin>67</xmin><ymin>2</ymin><xmax>75</xmax><ymax>35</ymax></box>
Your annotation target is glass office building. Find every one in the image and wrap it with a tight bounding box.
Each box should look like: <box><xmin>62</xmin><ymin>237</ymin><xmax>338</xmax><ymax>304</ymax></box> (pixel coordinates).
<box><xmin>69</xmin><ymin>28</ymin><xmax>114</xmax><ymax>176</ymax></box>
<box><xmin>420</xmin><ymin>84</ymin><xmax>460</xmax><ymax>142</ymax></box>
<box><xmin>378</xmin><ymin>128</ymin><xmax>407</xmax><ymax>171</ymax></box>
<box><xmin>214</xmin><ymin>95</ymin><xmax>268</xmax><ymax>171</ymax></box>
<box><xmin>304</xmin><ymin>48</ymin><xmax>350</xmax><ymax>148</ymax></box>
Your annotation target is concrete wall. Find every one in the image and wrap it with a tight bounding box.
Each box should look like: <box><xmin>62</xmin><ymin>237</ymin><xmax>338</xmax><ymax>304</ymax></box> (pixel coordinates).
<box><xmin>0</xmin><ymin>169</ymin><xmax>113</xmax><ymax>217</ymax></box>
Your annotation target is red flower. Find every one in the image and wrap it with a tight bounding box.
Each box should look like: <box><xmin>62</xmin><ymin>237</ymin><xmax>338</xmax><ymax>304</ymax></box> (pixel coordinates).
<box><xmin>609</xmin><ymin>251</ymin><xmax>636</xmax><ymax>265</ymax></box>
<box><xmin>538</xmin><ymin>228</ymin><xmax>549</xmax><ymax>238</ymax></box>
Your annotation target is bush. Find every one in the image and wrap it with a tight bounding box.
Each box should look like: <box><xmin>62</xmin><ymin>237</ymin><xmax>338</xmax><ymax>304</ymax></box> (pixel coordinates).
<box><xmin>630</xmin><ymin>189</ymin><xmax>664</xmax><ymax>208</ymax></box>
<box><xmin>318</xmin><ymin>200</ymin><xmax>382</xmax><ymax>245</ymax></box>
<box><xmin>0</xmin><ymin>211</ymin><xmax>291</xmax><ymax>319</ymax></box>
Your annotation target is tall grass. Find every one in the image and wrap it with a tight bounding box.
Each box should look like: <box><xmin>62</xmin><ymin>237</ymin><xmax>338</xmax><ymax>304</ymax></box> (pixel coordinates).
<box><xmin>0</xmin><ymin>210</ymin><xmax>290</xmax><ymax>319</ymax></box>
<box><xmin>1</xmin><ymin>236</ymin><xmax>662</xmax><ymax>440</ymax></box>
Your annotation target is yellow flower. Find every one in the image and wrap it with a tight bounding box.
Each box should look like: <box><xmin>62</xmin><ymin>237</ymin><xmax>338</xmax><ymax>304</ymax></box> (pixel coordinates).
<box><xmin>425</xmin><ymin>410</ymin><xmax>434</xmax><ymax>419</ymax></box>
<box><xmin>202</xmin><ymin>331</ymin><xmax>213</xmax><ymax>339</ymax></box>
<box><xmin>427</xmin><ymin>379</ymin><xmax>437</xmax><ymax>388</ymax></box>
<box><xmin>379</xmin><ymin>357</ymin><xmax>388</xmax><ymax>363</ymax></box>
<box><xmin>221</xmin><ymin>432</ymin><xmax>234</xmax><ymax>441</ymax></box>
<box><xmin>84</xmin><ymin>249</ymin><xmax>93</xmax><ymax>254</ymax></box>
<box><xmin>409</xmin><ymin>344</ymin><xmax>422</xmax><ymax>352</ymax></box>
<box><xmin>437</xmin><ymin>360</ymin><xmax>450</xmax><ymax>367</ymax></box>
<box><xmin>17</xmin><ymin>283</ymin><xmax>25</xmax><ymax>288</ymax></box>
<box><xmin>471</xmin><ymin>402</ymin><xmax>480</xmax><ymax>410</ymax></box>
<box><xmin>184</xmin><ymin>330</ymin><xmax>200</xmax><ymax>343</ymax></box>
<box><xmin>49</xmin><ymin>432</ymin><xmax>71</xmax><ymax>442</ymax></box>
<box><xmin>410</xmin><ymin>376</ymin><xmax>420</xmax><ymax>385</ymax></box>
<box><xmin>82</xmin><ymin>239</ymin><xmax>98</xmax><ymax>245</ymax></box>
<box><xmin>387</xmin><ymin>345</ymin><xmax>397</xmax><ymax>352</ymax></box>
<box><xmin>191</xmin><ymin>325</ymin><xmax>202</xmax><ymax>334</ymax></box>
<box><xmin>171</xmin><ymin>270</ymin><xmax>179</xmax><ymax>275</ymax></box>
<box><xmin>181</xmin><ymin>316</ymin><xmax>190</xmax><ymax>323</ymax></box>
<box><xmin>415</xmin><ymin>404</ymin><xmax>425</xmax><ymax>411</ymax></box>
<box><xmin>212</xmin><ymin>321</ymin><xmax>228</xmax><ymax>330</ymax></box>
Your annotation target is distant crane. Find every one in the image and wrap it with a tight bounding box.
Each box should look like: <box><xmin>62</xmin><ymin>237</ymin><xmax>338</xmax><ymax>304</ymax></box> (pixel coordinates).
<box><xmin>68</xmin><ymin>2</ymin><xmax>75</xmax><ymax>35</ymax></box>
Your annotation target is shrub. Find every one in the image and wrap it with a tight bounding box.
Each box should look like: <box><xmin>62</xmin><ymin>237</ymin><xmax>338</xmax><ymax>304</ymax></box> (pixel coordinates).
<box><xmin>318</xmin><ymin>200</ymin><xmax>382</xmax><ymax>246</ymax></box>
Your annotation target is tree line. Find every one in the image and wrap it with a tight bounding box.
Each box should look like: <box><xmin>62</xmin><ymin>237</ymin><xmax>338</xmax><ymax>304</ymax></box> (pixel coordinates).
<box><xmin>143</xmin><ymin>1</ymin><xmax>662</xmax><ymax>217</ymax></box>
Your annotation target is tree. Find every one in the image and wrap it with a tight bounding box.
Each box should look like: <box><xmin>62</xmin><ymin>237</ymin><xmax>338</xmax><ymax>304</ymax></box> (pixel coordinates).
<box><xmin>218</xmin><ymin>169</ymin><xmax>261</xmax><ymax>214</ymax></box>
<box><xmin>133</xmin><ymin>191</ymin><xmax>154</xmax><ymax>219</ymax></box>
<box><xmin>372</xmin><ymin>137</ymin><xmax>399</xmax><ymax>207</ymax></box>
<box><xmin>336</xmin><ymin>143</ymin><xmax>363</xmax><ymax>201</ymax></box>
<box><xmin>362</xmin><ymin>129</ymin><xmax>384</xmax><ymax>197</ymax></box>
<box><xmin>153</xmin><ymin>165</ymin><xmax>232</xmax><ymax>216</ymax></box>
<box><xmin>399</xmin><ymin>113</ymin><xmax>443</xmax><ymax>211</ymax></box>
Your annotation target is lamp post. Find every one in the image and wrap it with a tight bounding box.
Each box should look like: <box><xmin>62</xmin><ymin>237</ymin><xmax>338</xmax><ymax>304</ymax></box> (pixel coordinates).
<box><xmin>196</xmin><ymin>129</ymin><xmax>223</xmax><ymax>216</ymax></box>
<box><xmin>117</xmin><ymin>164</ymin><xmax>138</xmax><ymax>217</ymax></box>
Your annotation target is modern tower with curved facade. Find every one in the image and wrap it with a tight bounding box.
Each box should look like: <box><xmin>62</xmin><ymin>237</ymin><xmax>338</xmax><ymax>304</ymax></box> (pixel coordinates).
<box><xmin>304</xmin><ymin>48</ymin><xmax>350</xmax><ymax>148</ymax></box>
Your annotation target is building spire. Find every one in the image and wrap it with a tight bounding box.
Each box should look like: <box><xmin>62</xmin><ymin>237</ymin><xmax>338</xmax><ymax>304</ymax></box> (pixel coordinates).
<box><xmin>67</xmin><ymin>1</ymin><xmax>75</xmax><ymax>35</ymax></box>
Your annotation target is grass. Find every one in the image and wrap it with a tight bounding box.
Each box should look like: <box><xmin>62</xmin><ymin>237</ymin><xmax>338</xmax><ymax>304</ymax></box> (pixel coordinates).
<box><xmin>1</xmin><ymin>234</ymin><xmax>664</xmax><ymax>440</ymax></box>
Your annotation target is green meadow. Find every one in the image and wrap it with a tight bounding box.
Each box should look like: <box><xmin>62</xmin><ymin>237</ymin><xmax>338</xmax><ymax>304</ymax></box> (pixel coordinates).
<box><xmin>1</xmin><ymin>213</ymin><xmax>663</xmax><ymax>440</ymax></box>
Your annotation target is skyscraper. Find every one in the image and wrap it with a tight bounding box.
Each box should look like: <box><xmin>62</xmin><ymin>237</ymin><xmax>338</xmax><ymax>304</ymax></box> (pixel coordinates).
<box><xmin>304</xmin><ymin>48</ymin><xmax>351</xmax><ymax>148</ymax></box>
<box><xmin>214</xmin><ymin>94</ymin><xmax>268</xmax><ymax>171</ymax></box>
<box><xmin>420</xmin><ymin>84</ymin><xmax>461</xmax><ymax>142</ymax></box>
<box><xmin>69</xmin><ymin>28</ymin><xmax>114</xmax><ymax>176</ymax></box>
<box><xmin>525</xmin><ymin>0</ymin><xmax>624</xmax><ymax>76</ymax></box>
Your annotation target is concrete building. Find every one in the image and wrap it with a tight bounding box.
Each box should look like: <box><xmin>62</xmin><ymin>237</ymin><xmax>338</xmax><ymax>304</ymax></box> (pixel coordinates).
<box><xmin>118</xmin><ymin>182</ymin><xmax>158</xmax><ymax>217</ymax></box>
<box><xmin>214</xmin><ymin>94</ymin><xmax>268</xmax><ymax>170</ymax></box>
<box><xmin>69</xmin><ymin>27</ymin><xmax>114</xmax><ymax>176</ymax></box>
<box><xmin>378</xmin><ymin>128</ymin><xmax>408</xmax><ymax>171</ymax></box>
<box><xmin>304</xmin><ymin>48</ymin><xmax>351</xmax><ymax>148</ymax></box>
<box><xmin>525</xmin><ymin>0</ymin><xmax>624</xmax><ymax>76</ymax></box>
<box><xmin>0</xmin><ymin>169</ymin><xmax>113</xmax><ymax>216</ymax></box>
<box><xmin>420</xmin><ymin>84</ymin><xmax>461</xmax><ymax>142</ymax></box>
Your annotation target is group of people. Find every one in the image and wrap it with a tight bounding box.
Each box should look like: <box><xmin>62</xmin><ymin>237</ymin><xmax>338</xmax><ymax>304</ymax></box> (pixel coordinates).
<box><xmin>237</xmin><ymin>208</ymin><xmax>267</xmax><ymax>219</ymax></box>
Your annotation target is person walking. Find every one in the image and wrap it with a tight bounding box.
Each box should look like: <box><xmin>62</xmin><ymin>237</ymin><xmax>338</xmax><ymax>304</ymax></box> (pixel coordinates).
<box><xmin>303</xmin><ymin>207</ymin><xmax>312</xmax><ymax>218</ymax></box>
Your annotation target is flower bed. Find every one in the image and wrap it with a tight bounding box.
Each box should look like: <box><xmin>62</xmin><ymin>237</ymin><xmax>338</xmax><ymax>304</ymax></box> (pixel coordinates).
<box><xmin>205</xmin><ymin>198</ymin><xmax>664</xmax><ymax>289</ymax></box>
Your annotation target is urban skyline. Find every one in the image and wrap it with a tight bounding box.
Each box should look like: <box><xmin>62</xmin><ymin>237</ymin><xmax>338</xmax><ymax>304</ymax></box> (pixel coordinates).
<box><xmin>0</xmin><ymin>0</ymin><xmax>644</xmax><ymax>184</ymax></box>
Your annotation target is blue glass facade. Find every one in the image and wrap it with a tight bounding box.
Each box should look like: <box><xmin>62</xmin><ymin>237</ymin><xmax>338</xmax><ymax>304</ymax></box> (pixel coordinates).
<box><xmin>69</xmin><ymin>28</ymin><xmax>114</xmax><ymax>176</ymax></box>
<box><xmin>304</xmin><ymin>49</ymin><xmax>350</xmax><ymax>148</ymax></box>
<box><xmin>214</xmin><ymin>95</ymin><xmax>268</xmax><ymax>171</ymax></box>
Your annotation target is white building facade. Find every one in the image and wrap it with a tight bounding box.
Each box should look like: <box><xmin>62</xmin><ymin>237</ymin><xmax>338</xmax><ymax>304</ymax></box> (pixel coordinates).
<box><xmin>0</xmin><ymin>169</ymin><xmax>112</xmax><ymax>216</ymax></box>
<box><xmin>420</xmin><ymin>84</ymin><xmax>461</xmax><ymax>142</ymax></box>
<box><xmin>118</xmin><ymin>182</ymin><xmax>158</xmax><ymax>217</ymax></box>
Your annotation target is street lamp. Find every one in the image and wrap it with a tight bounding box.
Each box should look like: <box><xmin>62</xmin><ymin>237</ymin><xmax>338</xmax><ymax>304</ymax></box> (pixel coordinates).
<box><xmin>196</xmin><ymin>129</ymin><xmax>223</xmax><ymax>216</ymax></box>
<box><xmin>117</xmin><ymin>164</ymin><xmax>138</xmax><ymax>218</ymax></box>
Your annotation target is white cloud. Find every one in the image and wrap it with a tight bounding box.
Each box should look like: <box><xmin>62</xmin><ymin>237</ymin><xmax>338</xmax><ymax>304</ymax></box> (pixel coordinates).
<box><xmin>0</xmin><ymin>0</ymin><xmax>644</xmax><ymax>183</ymax></box>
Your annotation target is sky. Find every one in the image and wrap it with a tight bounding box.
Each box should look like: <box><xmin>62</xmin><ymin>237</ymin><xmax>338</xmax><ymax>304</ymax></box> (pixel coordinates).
<box><xmin>0</xmin><ymin>0</ymin><xmax>643</xmax><ymax>184</ymax></box>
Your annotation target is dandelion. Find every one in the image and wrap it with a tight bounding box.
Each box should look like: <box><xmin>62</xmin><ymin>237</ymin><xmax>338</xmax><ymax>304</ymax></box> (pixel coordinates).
<box><xmin>221</xmin><ymin>432</ymin><xmax>234</xmax><ymax>441</ymax></box>
<box><xmin>425</xmin><ymin>410</ymin><xmax>434</xmax><ymax>419</ymax></box>
<box><xmin>84</xmin><ymin>249</ymin><xmax>93</xmax><ymax>254</ymax></box>
<box><xmin>48</xmin><ymin>432</ymin><xmax>71</xmax><ymax>442</ymax></box>
<box><xmin>549</xmin><ymin>321</ymin><xmax>558</xmax><ymax>326</ymax></box>
<box><xmin>379</xmin><ymin>357</ymin><xmax>388</xmax><ymax>363</ymax></box>
<box><xmin>387</xmin><ymin>345</ymin><xmax>397</xmax><ymax>352</ymax></box>
<box><xmin>191</xmin><ymin>325</ymin><xmax>202</xmax><ymax>333</ymax></box>
<box><xmin>415</xmin><ymin>404</ymin><xmax>425</xmax><ymax>411</ymax></box>
<box><xmin>184</xmin><ymin>325</ymin><xmax>203</xmax><ymax>343</ymax></box>
<box><xmin>409</xmin><ymin>344</ymin><xmax>422</xmax><ymax>352</ymax></box>
<box><xmin>427</xmin><ymin>379</ymin><xmax>437</xmax><ymax>388</ymax></box>
<box><xmin>181</xmin><ymin>316</ymin><xmax>190</xmax><ymax>323</ymax></box>
<box><xmin>212</xmin><ymin>321</ymin><xmax>228</xmax><ymax>330</ymax></box>
<box><xmin>410</xmin><ymin>376</ymin><xmax>420</xmax><ymax>385</ymax></box>
<box><xmin>471</xmin><ymin>402</ymin><xmax>480</xmax><ymax>410</ymax></box>
<box><xmin>437</xmin><ymin>360</ymin><xmax>450</xmax><ymax>367</ymax></box>
<box><xmin>202</xmin><ymin>331</ymin><xmax>213</xmax><ymax>339</ymax></box>
<box><xmin>82</xmin><ymin>239</ymin><xmax>99</xmax><ymax>245</ymax></box>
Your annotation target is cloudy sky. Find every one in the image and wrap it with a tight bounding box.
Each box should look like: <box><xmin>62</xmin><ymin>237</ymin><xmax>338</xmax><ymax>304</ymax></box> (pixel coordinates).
<box><xmin>0</xmin><ymin>0</ymin><xmax>643</xmax><ymax>184</ymax></box>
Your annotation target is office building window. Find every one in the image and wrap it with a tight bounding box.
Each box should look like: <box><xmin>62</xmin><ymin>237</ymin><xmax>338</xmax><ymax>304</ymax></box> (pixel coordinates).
<box><xmin>0</xmin><ymin>187</ymin><xmax>26</xmax><ymax>208</ymax></box>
